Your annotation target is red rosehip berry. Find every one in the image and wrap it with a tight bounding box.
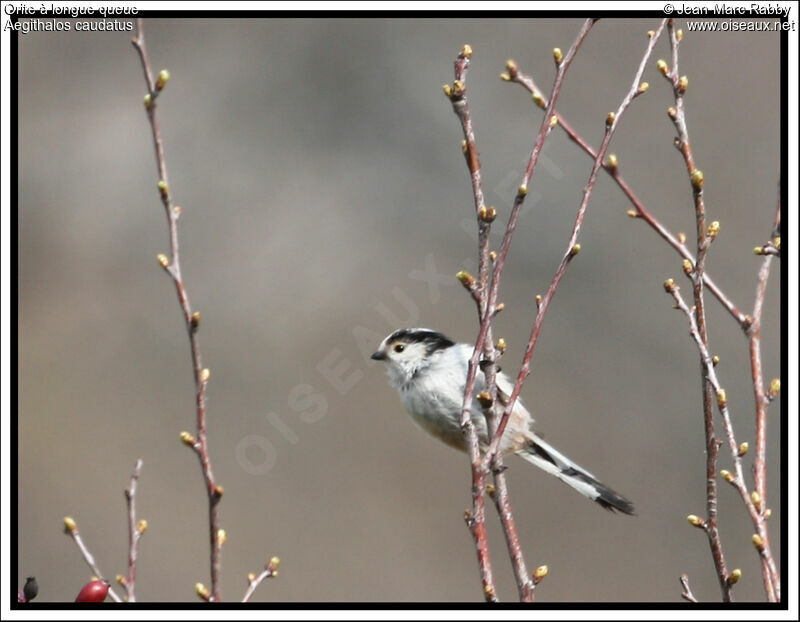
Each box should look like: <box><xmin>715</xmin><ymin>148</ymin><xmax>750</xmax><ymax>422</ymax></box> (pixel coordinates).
<box><xmin>75</xmin><ymin>579</ymin><xmax>109</xmax><ymax>602</ymax></box>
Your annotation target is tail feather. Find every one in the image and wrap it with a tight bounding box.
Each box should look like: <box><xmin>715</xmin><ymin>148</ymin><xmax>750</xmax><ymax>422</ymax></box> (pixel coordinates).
<box><xmin>516</xmin><ymin>436</ymin><xmax>635</xmax><ymax>515</ymax></box>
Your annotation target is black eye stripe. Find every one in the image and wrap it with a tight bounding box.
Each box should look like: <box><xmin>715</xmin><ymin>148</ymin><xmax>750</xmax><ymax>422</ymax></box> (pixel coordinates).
<box><xmin>385</xmin><ymin>329</ymin><xmax>455</xmax><ymax>354</ymax></box>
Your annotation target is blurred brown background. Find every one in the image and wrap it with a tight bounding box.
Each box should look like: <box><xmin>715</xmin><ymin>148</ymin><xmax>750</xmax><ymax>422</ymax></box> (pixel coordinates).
<box><xmin>17</xmin><ymin>16</ymin><xmax>782</xmax><ymax>603</ymax></box>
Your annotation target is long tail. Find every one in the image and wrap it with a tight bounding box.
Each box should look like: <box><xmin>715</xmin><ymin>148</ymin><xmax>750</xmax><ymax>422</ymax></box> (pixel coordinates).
<box><xmin>516</xmin><ymin>435</ymin><xmax>635</xmax><ymax>515</ymax></box>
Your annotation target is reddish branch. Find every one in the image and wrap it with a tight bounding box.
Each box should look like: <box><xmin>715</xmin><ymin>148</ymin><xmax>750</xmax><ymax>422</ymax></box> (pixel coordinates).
<box><xmin>485</xmin><ymin>20</ymin><xmax>668</xmax><ymax>465</ymax></box>
<box><xmin>124</xmin><ymin>458</ymin><xmax>144</xmax><ymax>601</ymax></box>
<box><xmin>746</xmin><ymin>199</ymin><xmax>782</xmax><ymax>601</ymax></box>
<box><xmin>660</xmin><ymin>23</ymin><xmax>780</xmax><ymax>603</ymax></box>
<box><xmin>447</xmin><ymin>19</ymin><xmax>599</xmax><ymax>602</ymax></box>
<box><xmin>447</xmin><ymin>43</ymin><xmax>503</xmax><ymax>603</ymax></box>
<box><xmin>131</xmin><ymin>19</ymin><xmax>223</xmax><ymax>601</ymax></box>
<box><xmin>659</xmin><ymin>21</ymin><xmax>732</xmax><ymax>602</ymax></box>
<box><xmin>509</xmin><ymin>67</ymin><xmax>748</xmax><ymax>329</ymax></box>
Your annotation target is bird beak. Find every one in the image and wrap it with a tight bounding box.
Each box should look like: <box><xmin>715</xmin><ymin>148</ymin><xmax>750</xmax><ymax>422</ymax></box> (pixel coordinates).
<box><xmin>371</xmin><ymin>350</ymin><xmax>386</xmax><ymax>361</ymax></box>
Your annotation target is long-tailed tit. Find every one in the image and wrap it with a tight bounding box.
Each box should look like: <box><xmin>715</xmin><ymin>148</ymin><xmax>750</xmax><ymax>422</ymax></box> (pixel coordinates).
<box><xmin>372</xmin><ymin>328</ymin><xmax>634</xmax><ymax>514</ymax></box>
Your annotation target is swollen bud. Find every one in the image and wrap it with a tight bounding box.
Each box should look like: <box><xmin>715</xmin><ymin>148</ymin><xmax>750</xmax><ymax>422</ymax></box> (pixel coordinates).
<box><xmin>195</xmin><ymin>582</ymin><xmax>211</xmax><ymax>601</ymax></box>
<box><xmin>478</xmin><ymin>205</ymin><xmax>497</xmax><ymax>223</ymax></box>
<box><xmin>476</xmin><ymin>392</ymin><xmax>493</xmax><ymax>408</ymax></box>
<box><xmin>690</xmin><ymin>169</ymin><xmax>704</xmax><ymax>191</ymax></box>
<box><xmin>456</xmin><ymin>270</ymin><xmax>476</xmax><ymax>288</ymax></box>
<box><xmin>155</xmin><ymin>69</ymin><xmax>170</xmax><ymax>91</ymax></box>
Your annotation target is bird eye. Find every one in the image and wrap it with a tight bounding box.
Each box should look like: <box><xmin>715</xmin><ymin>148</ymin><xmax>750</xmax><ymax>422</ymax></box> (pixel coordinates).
<box><xmin>393</xmin><ymin>343</ymin><xmax>405</xmax><ymax>353</ymax></box>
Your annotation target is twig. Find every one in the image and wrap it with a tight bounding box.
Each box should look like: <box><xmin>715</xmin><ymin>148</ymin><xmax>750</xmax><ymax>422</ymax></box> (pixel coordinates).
<box><xmin>484</xmin><ymin>19</ymin><xmax>667</xmax><ymax>465</ymax></box>
<box><xmin>660</xmin><ymin>21</ymin><xmax>731</xmax><ymax>602</ymax></box>
<box><xmin>62</xmin><ymin>518</ymin><xmax>123</xmax><ymax>602</ymax></box>
<box><xmin>131</xmin><ymin>19</ymin><xmax>223</xmax><ymax>601</ymax></box>
<box><xmin>745</xmin><ymin>198</ymin><xmax>782</xmax><ymax>601</ymax></box>
<box><xmin>241</xmin><ymin>557</ymin><xmax>281</xmax><ymax>603</ymax></box>
<box><xmin>664</xmin><ymin>279</ymin><xmax>779</xmax><ymax>601</ymax></box>
<box><xmin>509</xmin><ymin>61</ymin><xmax>748</xmax><ymax>329</ymax></box>
<box><xmin>447</xmin><ymin>20</ymin><xmax>597</xmax><ymax>602</ymax></box>
<box><xmin>679</xmin><ymin>573</ymin><xmax>698</xmax><ymax>602</ymax></box>
<box><xmin>124</xmin><ymin>458</ymin><xmax>144</xmax><ymax>602</ymax></box>
<box><xmin>447</xmin><ymin>43</ymin><xmax>499</xmax><ymax>602</ymax></box>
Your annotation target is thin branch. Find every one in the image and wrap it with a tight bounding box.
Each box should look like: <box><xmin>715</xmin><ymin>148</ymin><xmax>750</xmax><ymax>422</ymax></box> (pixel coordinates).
<box><xmin>484</xmin><ymin>19</ymin><xmax>667</xmax><ymax>465</ymax></box>
<box><xmin>447</xmin><ymin>20</ymin><xmax>597</xmax><ymax>602</ymax></box>
<box><xmin>123</xmin><ymin>458</ymin><xmax>144</xmax><ymax>602</ymax></box>
<box><xmin>661</xmin><ymin>21</ymin><xmax>730</xmax><ymax>602</ymax></box>
<box><xmin>665</xmin><ymin>279</ymin><xmax>778</xmax><ymax>601</ymax></box>
<box><xmin>447</xmin><ymin>43</ymin><xmax>499</xmax><ymax>602</ymax></box>
<box><xmin>241</xmin><ymin>557</ymin><xmax>280</xmax><ymax>603</ymax></box>
<box><xmin>131</xmin><ymin>19</ymin><xmax>223</xmax><ymax>602</ymax></box>
<box><xmin>746</xmin><ymin>198</ymin><xmax>782</xmax><ymax>601</ymax></box>
<box><xmin>679</xmin><ymin>574</ymin><xmax>698</xmax><ymax>602</ymax></box>
<box><xmin>509</xmin><ymin>65</ymin><xmax>749</xmax><ymax>329</ymax></box>
<box><xmin>62</xmin><ymin>518</ymin><xmax>123</xmax><ymax>602</ymax></box>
